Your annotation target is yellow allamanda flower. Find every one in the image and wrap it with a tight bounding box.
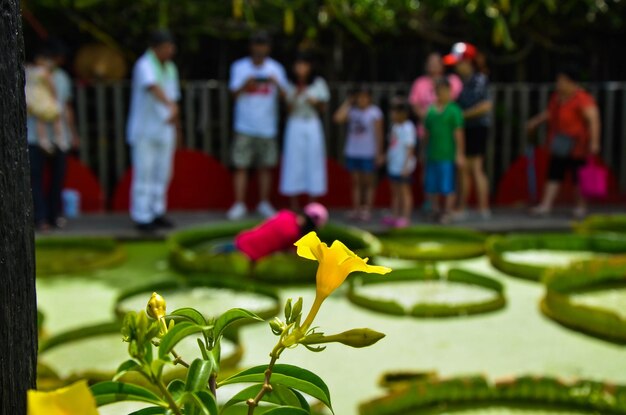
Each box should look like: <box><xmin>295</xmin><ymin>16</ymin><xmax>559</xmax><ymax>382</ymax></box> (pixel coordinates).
<box><xmin>295</xmin><ymin>232</ymin><xmax>391</xmax><ymax>328</ymax></box>
<box><xmin>28</xmin><ymin>380</ymin><xmax>99</xmax><ymax>415</ymax></box>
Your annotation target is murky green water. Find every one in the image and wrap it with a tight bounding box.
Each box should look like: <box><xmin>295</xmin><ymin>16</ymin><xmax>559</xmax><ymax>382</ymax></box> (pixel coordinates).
<box><xmin>35</xmin><ymin>242</ymin><xmax>626</xmax><ymax>415</ymax></box>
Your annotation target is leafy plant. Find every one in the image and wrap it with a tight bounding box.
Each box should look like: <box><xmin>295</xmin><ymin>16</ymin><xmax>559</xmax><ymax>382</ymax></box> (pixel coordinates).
<box><xmin>89</xmin><ymin>231</ymin><xmax>391</xmax><ymax>414</ymax></box>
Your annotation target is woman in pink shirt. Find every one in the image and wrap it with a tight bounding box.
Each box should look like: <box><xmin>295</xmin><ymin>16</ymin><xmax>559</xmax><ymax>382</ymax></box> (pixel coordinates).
<box><xmin>409</xmin><ymin>52</ymin><xmax>463</xmax><ymax>138</ymax></box>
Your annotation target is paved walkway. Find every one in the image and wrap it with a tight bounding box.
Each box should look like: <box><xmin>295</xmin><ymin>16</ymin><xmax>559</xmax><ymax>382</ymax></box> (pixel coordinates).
<box><xmin>37</xmin><ymin>207</ymin><xmax>625</xmax><ymax>239</ymax></box>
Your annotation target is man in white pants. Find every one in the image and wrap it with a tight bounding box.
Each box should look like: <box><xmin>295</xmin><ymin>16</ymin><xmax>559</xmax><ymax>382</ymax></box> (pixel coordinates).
<box><xmin>227</xmin><ymin>31</ymin><xmax>288</xmax><ymax>220</ymax></box>
<box><xmin>127</xmin><ymin>30</ymin><xmax>180</xmax><ymax>232</ymax></box>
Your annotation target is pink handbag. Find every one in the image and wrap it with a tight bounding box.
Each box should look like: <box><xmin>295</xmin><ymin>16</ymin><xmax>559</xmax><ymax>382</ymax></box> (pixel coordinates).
<box><xmin>578</xmin><ymin>157</ymin><xmax>608</xmax><ymax>199</ymax></box>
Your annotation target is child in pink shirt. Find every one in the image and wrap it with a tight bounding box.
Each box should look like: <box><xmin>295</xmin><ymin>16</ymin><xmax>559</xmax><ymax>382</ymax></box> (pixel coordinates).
<box><xmin>234</xmin><ymin>202</ymin><xmax>328</xmax><ymax>261</ymax></box>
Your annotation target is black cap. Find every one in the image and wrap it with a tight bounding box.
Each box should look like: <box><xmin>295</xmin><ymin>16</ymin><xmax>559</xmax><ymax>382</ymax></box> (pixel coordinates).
<box><xmin>250</xmin><ymin>30</ymin><xmax>271</xmax><ymax>45</ymax></box>
<box><xmin>150</xmin><ymin>29</ymin><xmax>175</xmax><ymax>47</ymax></box>
<box><xmin>294</xmin><ymin>50</ymin><xmax>315</xmax><ymax>63</ymax></box>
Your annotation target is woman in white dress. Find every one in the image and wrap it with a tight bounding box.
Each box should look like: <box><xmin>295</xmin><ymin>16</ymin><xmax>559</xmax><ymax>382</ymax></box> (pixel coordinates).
<box><xmin>279</xmin><ymin>52</ymin><xmax>330</xmax><ymax>209</ymax></box>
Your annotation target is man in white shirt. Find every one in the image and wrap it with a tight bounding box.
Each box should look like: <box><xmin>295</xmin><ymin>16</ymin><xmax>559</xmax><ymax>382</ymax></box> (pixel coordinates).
<box><xmin>227</xmin><ymin>31</ymin><xmax>288</xmax><ymax>220</ymax></box>
<box><xmin>126</xmin><ymin>30</ymin><xmax>180</xmax><ymax>232</ymax></box>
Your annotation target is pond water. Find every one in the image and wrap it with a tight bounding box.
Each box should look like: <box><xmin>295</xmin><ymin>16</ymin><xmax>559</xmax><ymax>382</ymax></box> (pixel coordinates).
<box><xmin>118</xmin><ymin>286</ymin><xmax>277</xmax><ymax>318</ymax></box>
<box><xmin>35</xmin><ymin>241</ymin><xmax>626</xmax><ymax>415</ymax></box>
<box><xmin>502</xmin><ymin>251</ymin><xmax>602</xmax><ymax>267</ymax></box>
<box><xmin>40</xmin><ymin>333</ymin><xmax>237</xmax><ymax>379</ymax></box>
<box><xmin>570</xmin><ymin>286</ymin><xmax>626</xmax><ymax>320</ymax></box>
<box><xmin>355</xmin><ymin>280</ymin><xmax>498</xmax><ymax>311</ymax></box>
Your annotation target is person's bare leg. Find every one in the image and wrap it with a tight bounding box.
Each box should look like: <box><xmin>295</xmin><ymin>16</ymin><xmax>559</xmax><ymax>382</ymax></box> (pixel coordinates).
<box><xmin>573</xmin><ymin>185</ymin><xmax>587</xmax><ymax>217</ymax></box>
<box><xmin>444</xmin><ymin>193</ymin><xmax>456</xmax><ymax>214</ymax></box>
<box><xmin>471</xmin><ymin>156</ymin><xmax>490</xmax><ymax>213</ymax></box>
<box><xmin>351</xmin><ymin>172</ymin><xmax>361</xmax><ymax>213</ymax></box>
<box><xmin>428</xmin><ymin>194</ymin><xmax>439</xmax><ymax>218</ymax></box>
<box><xmin>458</xmin><ymin>163</ymin><xmax>471</xmax><ymax>212</ymax></box>
<box><xmin>363</xmin><ymin>172</ymin><xmax>376</xmax><ymax>215</ymax></box>
<box><xmin>258</xmin><ymin>167</ymin><xmax>272</xmax><ymax>203</ymax></box>
<box><xmin>233</xmin><ymin>169</ymin><xmax>248</xmax><ymax>204</ymax></box>
<box><xmin>401</xmin><ymin>183</ymin><xmax>413</xmax><ymax>221</ymax></box>
<box><xmin>390</xmin><ymin>182</ymin><xmax>400</xmax><ymax>218</ymax></box>
<box><xmin>536</xmin><ymin>181</ymin><xmax>560</xmax><ymax>212</ymax></box>
<box><xmin>290</xmin><ymin>196</ymin><xmax>300</xmax><ymax>211</ymax></box>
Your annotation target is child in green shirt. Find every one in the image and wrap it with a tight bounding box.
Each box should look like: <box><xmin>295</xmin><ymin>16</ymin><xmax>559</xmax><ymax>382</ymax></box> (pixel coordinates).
<box><xmin>423</xmin><ymin>78</ymin><xmax>465</xmax><ymax>223</ymax></box>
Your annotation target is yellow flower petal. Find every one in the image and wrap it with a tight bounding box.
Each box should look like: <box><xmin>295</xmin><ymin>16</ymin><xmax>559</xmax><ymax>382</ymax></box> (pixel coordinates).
<box><xmin>28</xmin><ymin>380</ymin><xmax>99</xmax><ymax>415</ymax></box>
<box><xmin>295</xmin><ymin>231</ymin><xmax>325</xmax><ymax>261</ymax></box>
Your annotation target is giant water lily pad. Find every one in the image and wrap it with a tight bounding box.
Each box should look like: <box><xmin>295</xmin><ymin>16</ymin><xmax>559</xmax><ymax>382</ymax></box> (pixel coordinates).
<box><xmin>541</xmin><ymin>256</ymin><xmax>626</xmax><ymax>343</ymax></box>
<box><xmin>348</xmin><ymin>267</ymin><xmax>505</xmax><ymax>317</ymax></box>
<box><xmin>36</xmin><ymin>236</ymin><xmax>126</xmax><ymax>276</ymax></box>
<box><xmin>115</xmin><ymin>276</ymin><xmax>280</xmax><ymax>321</ymax></box>
<box><xmin>168</xmin><ymin>222</ymin><xmax>381</xmax><ymax>284</ymax></box>
<box><xmin>576</xmin><ymin>214</ymin><xmax>626</xmax><ymax>234</ymax></box>
<box><xmin>38</xmin><ymin>322</ymin><xmax>241</xmax><ymax>383</ymax></box>
<box><xmin>359</xmin><ymin>374</ymin><xmax>626</xmax><ymax>415</ymax></box>
<box><xmin>377</xmin><ymin>226</ymin><xmax>487</xmax><ymax>263</ymax></box>
<box><xmin>487</xmin><ymin>233</ymin><xmax>626</xmax><ymax>281</ymax></box>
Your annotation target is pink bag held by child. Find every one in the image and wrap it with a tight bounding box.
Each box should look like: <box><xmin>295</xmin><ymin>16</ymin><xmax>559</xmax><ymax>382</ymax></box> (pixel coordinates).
<box><xmin>578</xmin><ymin>157</ymin><xmax>608</xmax><ymax>199</ymax></box>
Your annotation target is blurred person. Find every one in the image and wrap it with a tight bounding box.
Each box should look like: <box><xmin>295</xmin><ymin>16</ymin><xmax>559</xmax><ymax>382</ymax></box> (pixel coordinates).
<box><xmin>27</xmin><ymin>42</ymin><xmax>80</xmax><ymax>231</ymax></box>
<box><xmin>127</xmin><ymin>29</ymin><xmax>180</xmax><ymax>232</ymax></box>
<box><xmin>228</xmin><ymin>30</ymin><xmax>288</xmax><ymax>220</ymax></box>
<box><xmin>409</xmin><ymin>52</ymin><xmax>463</xmax><ymax>133</ymax></box>
<box><xmin>279</xmin><ymin>52</ymin><xmax>330</xmax><ymax>210</ymax></box>
<box><xmin>423</xmin><ymin>78</ymin><xmax>465</xmax><ymax>224</ymax></box>
<box><xmin>384</xmin><ymin>98</ymin><xmax>417</xmax><ymax>228</ymax></box>
<box><xmin>215</xmin><ymin>203</ymin><xmax>329</xmax><ymax>261</ymax></box>
<box><xmin>409</xmin><ymin>51</ymin><xmax>463</xmax><ymax>214</ymax></box>
<box><xmin>333</xmin><ymin>86</ymin><xmax>384</xmax><ymax>222</ymax></box>
<box><xmin>445</xmin><ymin>42</ymin><xmax>492</xmax><ymax>219</ymax></box>
<box><xmin>527</xmin><ymin>64</ymin><xmax>601</xmax><ymax>218</ymax></box>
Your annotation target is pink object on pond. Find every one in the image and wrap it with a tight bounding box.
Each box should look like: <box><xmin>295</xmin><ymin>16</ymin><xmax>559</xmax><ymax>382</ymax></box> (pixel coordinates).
<box><xmin>578</xmin><ymin>157</ymin><xmax>608</xmax><ymax>199</ymax></box>
<box><xmin>235</xmin><ymin>210</ymin><xmax>302</xmax><ymax>261</ymax></box>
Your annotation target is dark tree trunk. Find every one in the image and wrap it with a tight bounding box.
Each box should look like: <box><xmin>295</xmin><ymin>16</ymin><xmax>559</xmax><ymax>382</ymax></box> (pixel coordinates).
<box><xmin>0</xmin><ymin>0</ymin><xmax>38</xmax><ymax>414</ymax></box>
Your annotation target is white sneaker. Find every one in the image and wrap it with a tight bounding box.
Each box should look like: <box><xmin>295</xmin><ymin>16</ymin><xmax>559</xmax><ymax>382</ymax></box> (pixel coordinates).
<box><xmin>227</xmin><ymin>202</ymin><xmax>247</xmax><ymax>220</ymax></box>
<box><xmin>256</xmin><ymin>201</ymin><xmax>276</xmax><ymax>218</ymax></box>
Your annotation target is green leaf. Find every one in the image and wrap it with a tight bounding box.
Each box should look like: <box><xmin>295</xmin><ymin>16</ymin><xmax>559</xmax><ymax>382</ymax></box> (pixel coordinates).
<box><xmin>90</xmin><ymin>381</ymin><xmax>165</xmax><ymax>407</ymax></box>
<box><xmin>262</xmin><ymin>407</ymin><xmax>310</xmax><ymax>415</ymax></box>
<box><xmin>167</xmin><ymin>379</ymin><xmax>186</xmax><ymax>401</ymax></box>
<box><xmin>222</xmin><ymin>383</ymin><xmax>303</xmax><ymax>412</ymax></box>
<box><xmin>182</xmin><ymin>390</ymin><xmax>218</xmax><ymax>415</ymax></box>
<box><xmin>128</xmin><ymin>408</ymin><xmax>167</xmax><ymax>415</ymax></box>
<box><xmin>158</xmin><ymin>322</ymin><xmax>204</xmax><ymax>359</ymax></box>
<box><xmin>219</xmin><ymin>364</ymin><xmax>332</xmax><ymax>411</ymax></box>
<box><xmin>291</xmin><ymin>389</ymin><xmax>311</xmax><ymax>412</ymax></box>
<box><xmin>185</xmin><ymin>359</ymin><xmax>213</xmax><ymax>392</ymax></box>
<box><xmin>213</xmin><ymin>308</ymin><xmax>263</xmax><ymax>341</ymax></box>
<box><xmin>113</xmin><ymin>359</ymin><xmax>142</xmax><ymax>381</ymax></box>
<box><xmin>171</xmin><ymin>307</ymin><xmax>207</xmax><ymax>326</ymax></box>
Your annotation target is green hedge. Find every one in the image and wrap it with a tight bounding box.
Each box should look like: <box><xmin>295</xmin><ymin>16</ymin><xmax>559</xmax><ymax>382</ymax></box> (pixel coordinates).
<box><xmin>359</xmin><ymin>374</ymin><xmax>626</xmax><ymax>414</ymax></box>
<box><xmin>541</xmin><ymin>256</ymin><xmax>626</xmax><ymax>343</ymax></box>
<box><xmin>348</xmin><ymin>267</ymin><xmax>505</xmax><ymax>318</ymax></box>
<box><xmin>168</xmin><ymin>222</ymin><xmax>382</xmax><ymax>284</ymax></box>
<box><xmin>377</xmin><ymin>226</ymin><xmax>487</xmax><ymax>261</ymax></box>
<box><xmin>487</xmin><ymin>233</ymin><xmax>626</xmax><ymax>281</ymax></box>
<box><xmin>36</xmin><ymin>236</ymin><xmax>126</xmax><ymax>276</ymax></box>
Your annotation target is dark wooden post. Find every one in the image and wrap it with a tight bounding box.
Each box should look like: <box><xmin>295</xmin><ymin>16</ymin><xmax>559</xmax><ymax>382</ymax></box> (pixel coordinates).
<box><xmin>0</xmin><ymin>0</ymin><xmax>38</xmax><ymax>414</ymax></box>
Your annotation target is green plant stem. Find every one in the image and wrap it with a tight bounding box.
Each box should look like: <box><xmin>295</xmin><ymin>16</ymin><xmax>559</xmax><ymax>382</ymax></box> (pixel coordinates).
<box><xmin>246</xmin><ymin>344</ymin><xmax>284</xmax><ymax>415</ymax></box>
<box><xmin>171</xmin><ymin>349</ymin><xmax>190</xmax><ymax>368</ymax></box>
<box><xmin>155</xmin><ymin>378</ymin><xmax>183</xmax><ymax>415</ymax></box>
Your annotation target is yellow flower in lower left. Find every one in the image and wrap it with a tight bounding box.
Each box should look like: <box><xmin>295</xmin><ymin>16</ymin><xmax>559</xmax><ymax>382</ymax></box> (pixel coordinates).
<box><xmin>28</xmin><ymin>380</ymin><xmax>99</xmax><ymax>415</ymax></box>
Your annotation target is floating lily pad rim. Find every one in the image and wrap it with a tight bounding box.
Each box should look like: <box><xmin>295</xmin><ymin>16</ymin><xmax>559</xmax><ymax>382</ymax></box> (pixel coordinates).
<box><xmin>359</xmin><ymin>374</ymin><xmax>626</xmax><ymax>415</ymax></box>
<box><xmin>378</xmin><ymin>226</ymin><xmax>487</xmax><ymax>261</ymax></box>
<box><xmin>540</xmin><ymin>257</ymin><xmax>626</xmax><ymax>344</ymax></box>
<box><xmin>168</xmin><ymin>222</ymin><xmax>383</xmax><ymax>284</ymax></box>
<box><xmin>114</xmin><ymin>275</ymin><xmax>281</xmax><ymax>321</ymax></box>
<box><xmin>38</xmin><ymin>320</ymin><xmax>244</xmax><ymax>383</ymax></box>
<box><xmin>347</xmin><ymin>268</ymin><xmax>506</xmax><ymax>318</ymax></box>
<box><xmin>35</xmin><ymin>236</ymin><xmax>127</xmax><ymax>276</ymax></box>
<box><xmin>575</xmin><ymin>214</ymin><xmax>626</xmax><ymax>234</ymax></box>
<box><xmin>486</xmin><ymin>232</ymin><xmax>626</xmax><ymax>282</ymax></box>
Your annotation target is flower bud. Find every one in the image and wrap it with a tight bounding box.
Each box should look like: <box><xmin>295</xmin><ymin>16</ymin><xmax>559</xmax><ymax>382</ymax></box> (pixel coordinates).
<box><xmin>302</xmin><ymin>328</ymin><xmax>385</xmax><ymax>348</ymax></box>
<box><xmin>146</xmin><ymin>292</ymin><xmax>166</xmax><ymax>320</ymax></box>
<box><xmin>269</xmin><ymin>317</ymin><xmax>285</xmax><ymax>336</ymax></box>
